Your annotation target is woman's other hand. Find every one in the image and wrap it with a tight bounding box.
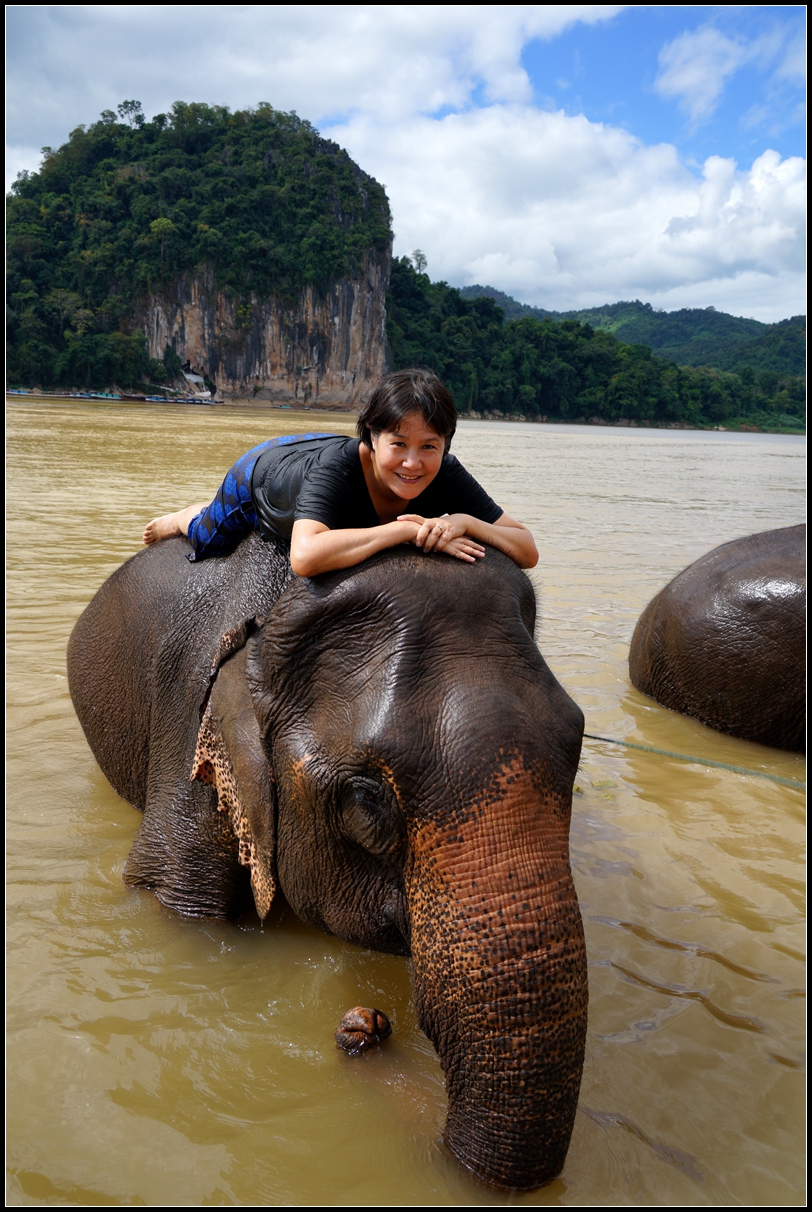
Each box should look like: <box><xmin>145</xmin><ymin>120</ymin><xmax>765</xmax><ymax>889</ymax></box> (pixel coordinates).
<box><xmin>398</xmin><ymin>510</ymin><xmax>538</xmax><ymax>569</ymax></box>
<box><xmin>435</xmin><ymin>534</ymin><xmax>487</xmax><ymax>562</ymax></box>
<box><xmin>397</xmin><ymin>513</ymin><xmax>485</xmax><ymax>557</ymax></box>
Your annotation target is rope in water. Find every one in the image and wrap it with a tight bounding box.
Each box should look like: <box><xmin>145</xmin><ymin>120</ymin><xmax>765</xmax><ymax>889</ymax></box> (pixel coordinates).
<box><xmin>582</xmin><ymin>733</ymin><xmax>806</xmax><ymax>791</ymax></box>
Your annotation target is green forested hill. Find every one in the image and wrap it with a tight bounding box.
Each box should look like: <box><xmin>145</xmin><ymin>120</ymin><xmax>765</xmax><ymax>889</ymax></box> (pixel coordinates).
<box><xmin>6</xmin><ymin>101</ymin><xmax>390</xmax><ymax>389</ymax></box>
<box><xmin>392</xmin><ymin>261</ymin><xmax>805</xmax><ymax>429</ymax></box>
<box><xmin>704</xmin><ymin>318</ymin><xmax>806</xmax><ymax>375</ymax></box>
<box><xmin>458</xmin><ymin>287</ymin><xmax>806</xmax><ymax>376</ymax></box>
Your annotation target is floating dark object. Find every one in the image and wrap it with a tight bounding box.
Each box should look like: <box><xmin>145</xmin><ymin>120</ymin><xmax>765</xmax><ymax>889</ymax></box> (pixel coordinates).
<box><xmin>335</xmin><ymin>1006</ymin><xmax>392</xmax><ymax>1055</ymax></box>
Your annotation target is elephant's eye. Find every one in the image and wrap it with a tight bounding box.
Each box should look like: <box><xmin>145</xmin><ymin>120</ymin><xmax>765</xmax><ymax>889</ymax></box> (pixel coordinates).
<box><xmin>341</xmin><ymin>780</ymin><xmax>403</xmax><ymax>858</ymax></box>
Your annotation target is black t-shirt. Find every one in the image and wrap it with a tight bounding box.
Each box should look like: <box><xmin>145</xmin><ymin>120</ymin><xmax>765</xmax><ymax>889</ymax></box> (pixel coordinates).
<box><xmin>250</xmin><ymin>435</ymin><xmax>502</xmax><ymax>541</ymax></box>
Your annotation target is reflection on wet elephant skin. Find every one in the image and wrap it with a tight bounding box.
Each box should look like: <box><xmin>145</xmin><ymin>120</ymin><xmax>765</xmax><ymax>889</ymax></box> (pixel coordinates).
<box><xmin>629</xmin><ymin>525</ymin><xmax>805</xmax><ymax>753</ymax></box>
<box><xmin>67</xmin><ymin>532</ymin><xmax>588</xmax><ymax>1192</ymax></box>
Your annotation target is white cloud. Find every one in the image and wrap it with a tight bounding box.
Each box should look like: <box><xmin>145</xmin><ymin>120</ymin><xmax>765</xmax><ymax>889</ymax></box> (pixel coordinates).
<box><xmin>665</xmin><ymin>151</ymin><xmax>805</xmax><ymax>273</ymax></box>
<box><xmin>776</xmin><ymin>28</ymin><xmax>807</xmax><ymax>84</ymax></box>
<box><xmin>654</xmin><ymin>26</ymin><xmax>749</xmax><ymax>124</ymax></box>
<box><xmin>654</xmin><ymin>19</ymin><xmax>807</xmax><ymax>132</ymax></box>
<box><xmin>6</xmin><ymin>5</ymin><xmax>623</xmax><ymax>159</ymax></box>
<box><xmin>334</xmin><ymin>106</ymin><xmax>806</xmax><ymax>320</ymax></box>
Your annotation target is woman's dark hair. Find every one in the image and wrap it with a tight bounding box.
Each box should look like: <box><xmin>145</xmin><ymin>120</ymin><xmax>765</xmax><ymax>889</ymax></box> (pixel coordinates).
<box><xmin>357</xmin><ymin>368</ymin><xmax>457</xmax><ymax>452</ymax></box>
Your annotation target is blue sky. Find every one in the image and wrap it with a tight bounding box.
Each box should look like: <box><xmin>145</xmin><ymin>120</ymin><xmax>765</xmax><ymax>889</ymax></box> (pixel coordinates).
<box><xmin>518</xmin><ymin>6</ymin><xmax>805</xmax><ymax>167</ymax></box>
<box><xmin>6</xmin><ymin>5</ymin><xmax>807</xmax><ymax>320</ymax></box>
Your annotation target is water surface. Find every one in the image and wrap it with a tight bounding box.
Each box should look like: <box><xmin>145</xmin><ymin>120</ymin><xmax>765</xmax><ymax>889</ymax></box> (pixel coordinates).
<box><xmin>6</xmin><ymin>400</ymin><xmax>805</xmax><ymax>1206</ymax></box>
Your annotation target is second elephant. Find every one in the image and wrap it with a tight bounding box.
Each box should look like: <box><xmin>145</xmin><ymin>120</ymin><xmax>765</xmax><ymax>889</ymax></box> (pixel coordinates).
<box><xmin>629</xmin><ymin>524</ymin><xmax>805</xmax><ymax>752</ymax></box>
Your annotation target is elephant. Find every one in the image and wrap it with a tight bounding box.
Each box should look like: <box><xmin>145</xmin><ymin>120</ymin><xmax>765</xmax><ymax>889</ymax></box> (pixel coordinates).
<box><xmin>629</xmin><ymin>524</ymin><xmax>805</xmax><ymax>752</ymax></box>
<box><xmin>67</xmin><ymin>531</ymin><xmax>588</xmax><ymax>1191</ymax></box>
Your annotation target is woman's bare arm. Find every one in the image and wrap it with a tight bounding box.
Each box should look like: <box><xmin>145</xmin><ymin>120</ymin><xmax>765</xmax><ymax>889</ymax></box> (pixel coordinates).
<box><xmin>290</xmin><ymin>517</ymin><xmax>490</xmax><ymax>576</ymax></box>
<box><xmin>290</xmin><ymin>518</ymin><xmax>421</xmax><ymax>577</ymax></box>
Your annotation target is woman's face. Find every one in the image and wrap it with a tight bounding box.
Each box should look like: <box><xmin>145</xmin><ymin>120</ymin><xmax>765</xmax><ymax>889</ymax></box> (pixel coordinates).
<box><xmin>370</xmin><ymin>412</ymin><xmax>445</xmax><ymax>500</ymax></box>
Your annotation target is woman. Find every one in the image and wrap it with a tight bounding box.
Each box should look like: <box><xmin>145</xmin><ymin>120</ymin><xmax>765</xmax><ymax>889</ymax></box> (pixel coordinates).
<box><xmin>144</xmin><ymin>368</ymin><xmax>538</xmax><ymax>575</ymax></box>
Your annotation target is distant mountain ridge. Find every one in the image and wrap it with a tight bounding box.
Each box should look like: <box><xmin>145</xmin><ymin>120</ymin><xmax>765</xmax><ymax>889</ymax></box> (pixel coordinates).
<box><xmin>457</xmin><ymin>287</ymin><xmax>806</xmax><ymax>377</ymax></box>
<box><xmin>387</xmin><ymin>258</ymin><xmax>804</xmax><ymax>432</ymax></box>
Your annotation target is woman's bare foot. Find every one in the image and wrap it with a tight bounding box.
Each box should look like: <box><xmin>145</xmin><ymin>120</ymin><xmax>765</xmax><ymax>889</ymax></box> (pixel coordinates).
<box><xmin>143</xmin><ymin>503</ymin><xmax>208</xmax><ymax>546</ymax></box>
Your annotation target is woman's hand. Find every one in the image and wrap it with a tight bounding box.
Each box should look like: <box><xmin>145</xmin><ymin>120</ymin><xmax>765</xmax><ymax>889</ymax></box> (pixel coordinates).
<box><xmin>398</xmin><ymin>510</ymin><xmax>538</xmax><ymax>569</ymax></box>
<box><xmin>397</xmin><ymin>513</ymin><xmax>486</xmax><ymax>561</ymax></box>
<box><xmin>435</xmin><ymin>534</ymin><xmax>487</xmax><ymax>563</ymax></box>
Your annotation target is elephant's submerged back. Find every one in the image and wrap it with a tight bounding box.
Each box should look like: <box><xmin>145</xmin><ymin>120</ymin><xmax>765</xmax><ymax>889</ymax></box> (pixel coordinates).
<box><xmin>629</xmin><ymin>524</ymin><xmax>806</xmax><ymax>751</ymax></box>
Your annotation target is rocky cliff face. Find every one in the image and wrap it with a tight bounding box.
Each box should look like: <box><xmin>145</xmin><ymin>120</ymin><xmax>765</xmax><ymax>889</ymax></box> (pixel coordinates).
<box><xmin>144</xmin><ymin>247</ymin><xmax>391</xmax><ymax>407</ymax></box>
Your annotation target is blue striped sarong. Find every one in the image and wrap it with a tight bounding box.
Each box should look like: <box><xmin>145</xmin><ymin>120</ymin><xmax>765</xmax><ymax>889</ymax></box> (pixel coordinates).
<box><xmin>186</xmin><ymin>433</ymin><xmax>334</xmax><ymax>561</ymax></box>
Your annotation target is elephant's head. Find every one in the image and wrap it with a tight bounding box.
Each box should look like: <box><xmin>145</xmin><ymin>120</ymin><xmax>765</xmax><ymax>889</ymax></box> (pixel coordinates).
<box><xmin>234</xmin><ymin>545</ymin><xmax>587</xmax><ymax>1190</ymax></box>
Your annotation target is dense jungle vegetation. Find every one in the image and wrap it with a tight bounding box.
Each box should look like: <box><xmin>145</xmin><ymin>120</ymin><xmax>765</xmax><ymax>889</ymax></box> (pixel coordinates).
<box><xmin>459</xmin><ymin>285</ymin><xmax>806</xmax><ymax>377</ymax></box>
<box><xmin>6</xmin><ymin>101</ymin><xmax>391</xmax><ymax>390</ymax></box>
<box><xmin>391</xmin><ymin>260</ymin><xmax>805</xmax><ymax>429</ymax></box>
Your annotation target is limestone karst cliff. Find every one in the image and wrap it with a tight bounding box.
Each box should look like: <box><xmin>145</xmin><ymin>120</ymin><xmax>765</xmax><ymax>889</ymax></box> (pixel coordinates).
<box><xmin>145</xmin><ymin>249</ymin><xmax>390</xmax><ymax>406</ymax></box>
<box><xmin>7</xmin><ymin>102</ymin><xmax>393</xmax><ymax>400</ymax></box>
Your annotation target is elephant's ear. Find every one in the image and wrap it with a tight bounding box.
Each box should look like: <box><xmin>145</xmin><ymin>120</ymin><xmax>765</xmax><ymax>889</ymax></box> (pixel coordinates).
<box><xmin>191</xmin><ymin>643</ymin><xmax>276</xmax><ymax>920</ymax></box>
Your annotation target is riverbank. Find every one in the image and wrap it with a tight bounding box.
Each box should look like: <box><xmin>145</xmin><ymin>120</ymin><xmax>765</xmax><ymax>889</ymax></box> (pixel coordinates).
<box><xmin>7</xmin><ymin>389</ymin><xmax>804</xmax><ymax>434</ymax></box>
<box><xmin>6</xmin><ymin>386</ymin><xmax>208</xmax><ymax>405</ymax></box>
<box><xmin>464</xmin><ymin>408</ymin><xmax>806</xmax><ymax>435</ymax></box>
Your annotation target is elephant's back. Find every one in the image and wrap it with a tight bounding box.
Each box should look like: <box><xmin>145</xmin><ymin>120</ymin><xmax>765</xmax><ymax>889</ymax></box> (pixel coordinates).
<box><xmin>68</xmin><ymin>532</ymin><xmax>293</xmax><ymax>808</ymax></box>
<box><xmin>629</xmin><ymin>525</ymin><xmax>806</xmax><ymax>751</ymax></box>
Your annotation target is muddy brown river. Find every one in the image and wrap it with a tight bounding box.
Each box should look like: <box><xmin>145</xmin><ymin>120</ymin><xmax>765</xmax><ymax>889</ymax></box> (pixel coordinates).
<box><xmin>6</xmin><ymin>398</ymin><xmax>805</xmax><ymax>1206</ymax></box>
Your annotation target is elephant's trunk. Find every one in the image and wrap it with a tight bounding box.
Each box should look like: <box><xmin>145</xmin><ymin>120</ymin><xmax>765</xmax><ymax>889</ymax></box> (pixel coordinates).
<box><xmin>407</xmin><ymin>763</ymin><xmax>587</xmax><ymax>1190</ymax></box>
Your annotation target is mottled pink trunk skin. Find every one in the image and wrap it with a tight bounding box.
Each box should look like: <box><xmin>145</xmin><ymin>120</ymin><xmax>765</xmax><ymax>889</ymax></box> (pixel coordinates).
<box><xmin>406</xmin><ymin>762</ymin><xmax>587</xmax><ymax>1190</ymax></box>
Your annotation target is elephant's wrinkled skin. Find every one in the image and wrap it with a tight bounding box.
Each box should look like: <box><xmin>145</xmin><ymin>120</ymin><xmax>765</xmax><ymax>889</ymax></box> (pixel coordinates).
<box><xmin>68</xmin><ymin>534</ymin><xmax>587</xmax><ymax>1190</ymax></box>
<box><xmin>629</xmin><ymin>524</ymin><xmax>805</xmax><ymax>752</ymax></box>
